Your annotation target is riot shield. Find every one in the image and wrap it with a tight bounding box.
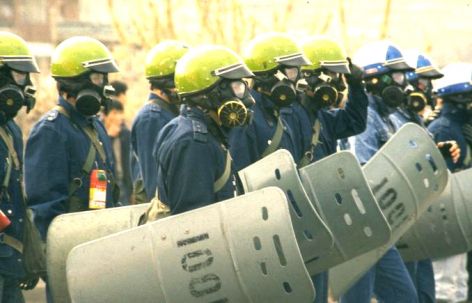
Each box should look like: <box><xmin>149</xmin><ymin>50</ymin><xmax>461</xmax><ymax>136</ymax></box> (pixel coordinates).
<box><xmin>67</xmin><ymin>187</ymin><xmax>315</xmax><ymax>303</ymax></box>
<box><xmin>398</xmin><ymin>168</ymin><xmax>472</xmax><ymax>261</ymax></box>
<box><xmin>47</xmin><ymin>203</ymin><xmax>150</xmax><ymax>303</ymax></box>
<box><xmin>299</xmin><ymin>151</ymin><xmax>391</xmax><ymax>274</ymax></box>
<box><xmin>329</xmin><ymin>123</ymin><xmax>449</xmax><ymax>299</ymax></box>
<box><xmin>238</xmin><ymin>149</ymin><xmax>334</xmax><ymax>274</ymax></box>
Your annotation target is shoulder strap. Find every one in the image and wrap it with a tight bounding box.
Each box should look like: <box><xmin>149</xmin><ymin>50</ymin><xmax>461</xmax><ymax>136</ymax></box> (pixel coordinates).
<box><xmin>81</xmin><ymin>126</ymin><xmax>107</xmax><ymax>165</ymax></box>
<box><xmin>0</xmin><ymin>126</ymin><xmax>19</xmax><ymax>194</ymax></box>
<box><xmin>213</xmin><ymin>149</ymin><xmax>232</xmax><ymax>193</ymax></box>
<box><xmin>262</xmin><ymin>116</ymin><xmax>285</xmax><ymax>158</ymax></box>
<box><xmin>54</xmin><ymin>105</ymin><xmax>107</xmax><ymax>164</ymax></box>
<box><xmin>0</xmin><ymin>126</ymin><xmax>20</xmax><ymax>170</ymax></box>
<box><xmin>299</xmin><ymin>119</ymin><xmax>321</xmax><ymax>167</ymax></box>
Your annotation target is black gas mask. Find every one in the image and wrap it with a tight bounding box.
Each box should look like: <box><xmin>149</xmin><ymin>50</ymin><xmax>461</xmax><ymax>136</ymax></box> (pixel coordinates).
<box><xmin>59</xmin><ymin>72</ymin><xmax>114</xmax><ymax>116</ymax></box>
<box><xmin>255</xmin><ymin>66</ymin><xmax>299</xmax><ymax>107</ymax></box>
<box><xmin>365</xmin><ymin>71</ymin><xmax>407</xmax><ymax>108</ymax></box>
<box><xmin>445</xmin><ymin>92</ymin><xmax>472</xmax><ymax>116</ymax></box>
<box><xmin>405</xmin><ymin>78</ymin><xmax>433</xmax><ymax>112</ymax></box>
<box><xmin>187</xmin><ymin>79</ymin><xmax>255</xmax><ymax>128</ymax></box>
<box><xmin>0</xmin><ymin>68</ymin><xmax>36</xmax><ymax>124</ymax></box>
<box><xmin>297</xmin><ymin>70</ymin><xmax>339</xmax><ymax>110</ymax></box>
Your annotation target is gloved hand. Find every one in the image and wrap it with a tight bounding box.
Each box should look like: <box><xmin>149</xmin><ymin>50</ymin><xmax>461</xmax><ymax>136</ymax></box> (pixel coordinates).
<box><xmin>18</xmin><ymin>275</ymin><xmax>39</xmax><ymax>290</ymax></box>
<box><xmin>344</xmin><ymin>57</ymin><xmax>364</xmax><ymax>87</ymax></box>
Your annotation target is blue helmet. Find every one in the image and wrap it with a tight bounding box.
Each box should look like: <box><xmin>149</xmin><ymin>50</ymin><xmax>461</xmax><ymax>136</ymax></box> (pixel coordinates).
<box><xmin>405</xmin><ymin>50</ymin><xmax>443</xmax><ymax>82</ymax></box>
<box><xmin>433</xmin><ymin>63</ymin><xmax>472</xmax><ymax>97</ymax></box>
<box><xmin>353</xmin><ymin>40</ymin><xmax>414</xmax><ymax>78</ymax></box>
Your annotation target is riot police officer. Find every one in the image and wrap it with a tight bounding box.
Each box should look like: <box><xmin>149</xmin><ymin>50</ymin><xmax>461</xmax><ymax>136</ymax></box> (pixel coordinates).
<box><xmin>130</xmin><ymin>41</ymin><xmax>188</xmax><ymax>203</ymax></box>
<box><xmin>153</xmin><ymin>45</ymin><xmax>254</xmax><ymax>214</ymax></box>
<box><xmin>341</xmin><ymin>41</ymin><xmax>419</xmax><ymax>303</ymax></box>
<box><xmin>229</xmin><ymin>32</ymin><xmax>310</xmax><ymax>170</ymax></box>
<box><xmin>428</xmin><ymin>63</ymin><xmax>472</xmax><ymax>303</ymax></box>
<box><xmin>25</xmin><ymin>36</ymin><xmax>119</xmax><ymax>301</ymax></box>
<box><xmin>389</xmin><ymin>51</ymin><xmax>460</xmax><ymax>303</ymax></box>
<box><xmin>290</xmin><ymin>36</ymin><xmax>368</xmax><ymax>303</ymax></box>
<box><xmin>0</xmin><ymin>31</ymin><xmax>39</xmax><ymax>303</ymax></box>
<box><xmin>295</xmin><ymin>36</ymin><xmax>367</xmax><ymax>166</ymax></box>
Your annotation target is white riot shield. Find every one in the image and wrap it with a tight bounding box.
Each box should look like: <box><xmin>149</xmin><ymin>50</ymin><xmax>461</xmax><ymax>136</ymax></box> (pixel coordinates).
<box><xmin>398</xmin><ymin>168</ymin><xmax>472</xmax><ymax>261</ymax></box>
<box><xmin>67</xmin><ymin>188</ymin><xmax>315</xmax><ymax>303</ymax></box>
<box><xmin>329</xmin><ymin>123</ymin><xmax>449</xmax><ymax>299</ymax></box>
<box><xmin>47</xmin><ymin>203</ymin><xmax>150</xmax><ymax>303</ymax></box>
<box><xmin>238</xmin><ymin>149</ymin><xmax>334</xmax><ymax>273</ymax></box>
<box><xmin>299</xmin><ymin>151</ymin><xmax>391</xmax><ymax>274</ymax></box>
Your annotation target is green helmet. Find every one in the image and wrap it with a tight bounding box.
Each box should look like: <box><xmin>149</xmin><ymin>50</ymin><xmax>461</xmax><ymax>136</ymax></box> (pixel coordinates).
<box><xmin>145</xmin><ymin>41</ymin><xmax>189</xmax><ymax>79</ymax></box>
<box><xmin>175</xmin><ymin>45</ymin><xmax>254</xmax><ymax>96</ymax></box>
<box><xmin>51</xmin><ymin>36</ymin><xmax>119</xmax><ymax>78</ymax></box>
<box><xmin>243</xmin><ymin>32</ymin><xmax>310</xmax><ymax>74</ymax></box>
<box><xmin>0</xmin><ymin>32</ymin><xmax>39</xmax><ymax>73</ymax></box>
<box><xmin>301</xmin><ymin>37</ymin><xmax>350</xmax><ymax>73</ymax></box>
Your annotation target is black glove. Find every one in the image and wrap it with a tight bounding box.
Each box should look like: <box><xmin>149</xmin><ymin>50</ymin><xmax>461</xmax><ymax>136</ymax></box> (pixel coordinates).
<box><xmin>18</xmin><ymin>275</ymin><xmax>40</xmax><ymax>290</ymax></box>
<box><xmin>344</xmin><ymin>57</ymin><xmax>364</xmax><ymax>87</ymax></box>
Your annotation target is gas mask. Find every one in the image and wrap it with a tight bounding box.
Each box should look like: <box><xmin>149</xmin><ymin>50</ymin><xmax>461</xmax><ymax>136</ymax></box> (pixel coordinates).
<box><xmin>0</xmin><ymin>69</ymin><xmax>37</xmax><ymax>124</ymax></box>
<box><xmin>203</xmin><ymin>79</ymin><xmax>255</xmax><ymax>128</ymax></box>
<box><xmin>298</xmin><ymin>70</ymin><xmax>339</xmax><ymax>110</ymax></box>
<box><xmin>445</xmin><ymin>92</ymin><xmax>472</xmax><ymax>116</ymax></box>
<box><xmin>256</xmin><ymin>67</ymin><xmax>299</xmax><ymax>107</ymax></box>
<box><xmin>61</xmin><ymin>72</ymin><xmax>114</xmax><ymax>116</ymax></box>
<box><xmin>365</xmin><ymin>72</ymin><xmax>407</xmax><ymax>108</ymax></box>
<box><xmin>405</xmin><ymin>78</ymin><xmax>433</xmax><ymax>112</ymax></box>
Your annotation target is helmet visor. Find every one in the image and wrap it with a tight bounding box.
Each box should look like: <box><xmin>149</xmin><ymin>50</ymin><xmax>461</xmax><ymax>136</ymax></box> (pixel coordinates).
<box><xmin>1</xmin><ymin>56</ymin><xmax>39</xmax><ymax>73</ymax></box>
<box><xmin>384</xmin><ymin>58</ymin><xmax>414</xmax><ymax>71</ymax></box>
<box><xmin>321</xmin><ymin>60</ymin><xmax>351</xmax><ymax>74</ymax></box>
<box><xmin>275</xmin><ymin>53</ymin><xmax>311</xmax><ymax>67</ymax></box>
<box><xmin>213</xmin><ymin>62</ymin><xmax>254</xmax><ymax>80</ymax></box>
<box><xmin>83</xmin><ymin>58</ymin><xmax>119</xmax><ymax>74</ymax></box>
<box><xmin>416</xmin><ymin>66</ymin><xmax>444</xmax><ymax>79</ymax></box>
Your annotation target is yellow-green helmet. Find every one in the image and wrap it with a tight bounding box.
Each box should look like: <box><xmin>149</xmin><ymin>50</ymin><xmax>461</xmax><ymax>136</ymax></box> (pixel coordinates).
<box><xmin>175</xmin><ymin>45</ymin><xmax>254</xmax><ymax>96</ymax></box>
<box><xmin>0</xmin><ymin>32</ymin><xmax>39</xmax><ymax>73</ymax></box>
<box><xmin>145</xmin><ymin>41</ymin><xmax>189</xmax><ymax>79</ymax></box>
<box><xmin>243</xmin><ymin>32</ymin><xmax>310</xmax><ymax>74</ymax></box>
<box><xmin>301</xmin><ymin>37</ymin><xmax>350</xmax><ymax>73</ymax></box>
<box><xmin>51</xmin><ymin>36</ymin><xmax>119</xmax><ymax>78</ymax></box>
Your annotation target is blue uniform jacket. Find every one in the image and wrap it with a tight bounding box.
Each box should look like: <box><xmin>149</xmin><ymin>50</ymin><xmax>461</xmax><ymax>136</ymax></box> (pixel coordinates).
<box><xmin>25</xmin><ymin>97</ymin><xmax>116</xmax><ymax>240</ymax></box>
<box><xmin>390</xmin><ymin>107</ymin><xmax>424</xmax><ymax>130</ymax></box>
<box><xmin>0</xmin><ymin>121</ymin><xmax>26</xmax><ymax>278</ymax></box>
<box><xmin>349</xmin><ymin>94</ymin><xmax>396</xmax><ymax>164</ymax></box>
<box><xmin>154</xmin><ymin>106</ymin><xmax>235</xmax><ymax>214</ymax></box>
<box><xmin>228</xmin><ymin>90</ymin><xmax>300</xmax><ymax>170</ymax></box>
<box><xmin>130</xmin><ymin>93</ymin><xmax>178</xmax><ymax>201</ymax></box>
<box><xmin>288</xmin><ymin>83</ymin><xmax>368</xmax><ymax>162</ymax></box>
<box><xmin>427</xmin><ymin>103</ymin><xmax>471</xmax><ymax>172</ymax></box>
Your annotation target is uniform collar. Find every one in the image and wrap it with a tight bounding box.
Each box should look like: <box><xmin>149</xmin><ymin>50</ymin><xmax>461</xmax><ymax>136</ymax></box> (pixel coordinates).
<box><xmin>148</xmin><ymin>92</ymin><xmax>162</xmax><ymax>101</ymax></box>
<box><xmin>181</xmin><ymin>105</ymin><xmax>207</xmax><ymax>121</ymax></box>
<box><xmin>181</xmin><ymin>105</ymin><xmax>229</xmax><ymax>143</ymax></box>
<box><xmin>58</xmin><ymin>97</ymin><xmax>94</xmax><ymax>127</ymax></box>
<box><xmin>148</xmin><ymin>93</ymin><xmax>179</xmax><ymax>116</ymax></box>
